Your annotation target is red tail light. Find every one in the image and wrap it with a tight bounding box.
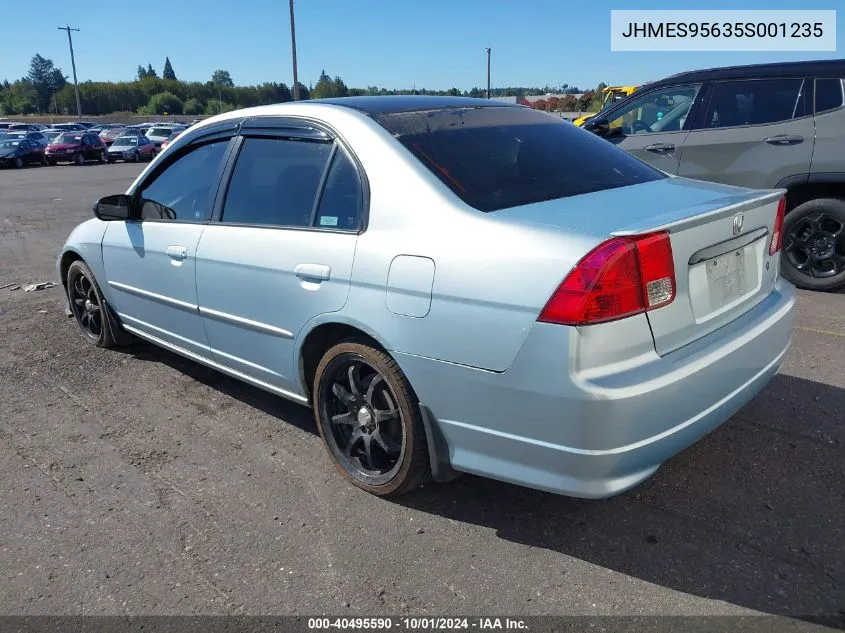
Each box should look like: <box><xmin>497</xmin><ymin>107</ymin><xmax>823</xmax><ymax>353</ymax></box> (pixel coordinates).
<box><xmin>538</xmin><ymin>232</ymin><xmax>676</xmax><ymax>326</ymax></box>
<box><xmin>769</xmin><ymin>197</ymin><xmax>786</xmax><ymax>256</ymax></box>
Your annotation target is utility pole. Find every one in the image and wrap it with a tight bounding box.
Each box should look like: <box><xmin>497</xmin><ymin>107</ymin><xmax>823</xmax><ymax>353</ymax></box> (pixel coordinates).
<box><xmin>58</xmin><ymin>25</ymin><xmax>82</xmax><ymax>118</ymax></box>
<box><xmin>485</xmin><ymin>48</ymin><xmax>491</xmax><ymax>99</ymax></box>
<box><xmin>289</xmin><ymin>0</ymin><xmax>300</xmax><ymax>101</ymax></box>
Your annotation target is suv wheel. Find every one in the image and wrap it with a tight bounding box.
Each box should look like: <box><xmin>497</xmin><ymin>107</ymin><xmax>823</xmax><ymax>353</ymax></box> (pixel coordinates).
<box><xmin>74</xmin><ymin>152</ymin><xmax>85</xmax><ymax>166</ymax></box>
<box><xmin>781</xmin><ymin>198</ymin><xmax>845</xmax><ymax>292</ymax></box>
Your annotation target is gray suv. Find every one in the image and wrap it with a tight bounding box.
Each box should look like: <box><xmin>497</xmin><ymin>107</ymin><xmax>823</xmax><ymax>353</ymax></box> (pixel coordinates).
<box><xmin>584</xmin><ymin>59</ymin><xmax>845</xmax><ymax>292</ymax></box>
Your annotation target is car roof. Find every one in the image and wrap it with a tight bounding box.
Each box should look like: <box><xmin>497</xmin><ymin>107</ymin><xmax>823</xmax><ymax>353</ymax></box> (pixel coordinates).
<box><xmin>654</xmin><ymin>58</ymin><xmax>845</xmax><ymax>86</ymax></box>
<box><xmin>308</xmin><ymin>95</ymin><xmax>520</xmax><ymax>115</ymax></box>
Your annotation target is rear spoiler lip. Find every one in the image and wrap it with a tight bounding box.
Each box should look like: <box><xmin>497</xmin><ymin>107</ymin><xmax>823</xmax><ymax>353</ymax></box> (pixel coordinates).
<box><xmin>611</xmin><ymin>188</ymin><xmax>785</xmax><ymax>236</ymax></box>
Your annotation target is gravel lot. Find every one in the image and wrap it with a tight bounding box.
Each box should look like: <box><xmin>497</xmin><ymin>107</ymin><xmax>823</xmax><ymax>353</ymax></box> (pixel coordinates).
<box><xmin>0</xmin><ymin>163</ymin><xmax>843</xmax><ymax>620</ymax></box>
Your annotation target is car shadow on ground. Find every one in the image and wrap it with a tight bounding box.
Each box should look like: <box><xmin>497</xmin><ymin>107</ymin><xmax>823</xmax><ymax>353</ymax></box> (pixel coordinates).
<box><xmin>116</xmin><ymin>340</ymin><xmax>845</xmax><ymax>623</ymax></box>
<box><xmin>119</xmin><ymin>340</ymin><xmax>318</xmax><ymax>437</ymax></box>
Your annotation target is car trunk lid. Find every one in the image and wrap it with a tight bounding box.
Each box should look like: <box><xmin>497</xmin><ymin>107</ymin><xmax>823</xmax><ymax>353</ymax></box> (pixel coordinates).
<box><xmin>494</xmin><ymin>177</ymin><xmax>785</xmax><ymax>356</ymax></box>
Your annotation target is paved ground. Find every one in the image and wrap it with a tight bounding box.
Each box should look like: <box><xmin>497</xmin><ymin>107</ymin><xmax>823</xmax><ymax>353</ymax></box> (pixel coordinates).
<box><xmin>0</xmin><ymin>163</ymin><xmax>843</xmax><ymax>620</ymax></box>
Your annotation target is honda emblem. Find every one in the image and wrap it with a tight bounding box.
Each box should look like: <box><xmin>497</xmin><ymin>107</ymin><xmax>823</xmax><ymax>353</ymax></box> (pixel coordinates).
<box><xmin>732</xmin><ymin>213</ymin><xmax>744</xmax><ymax>236</ymax></box>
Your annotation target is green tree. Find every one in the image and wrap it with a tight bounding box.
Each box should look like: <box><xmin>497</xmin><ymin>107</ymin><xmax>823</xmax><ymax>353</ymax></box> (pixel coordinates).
<box><xmin>27</xmin><ymin>54</ymin><xmax>66</xmax><ymax>113</ymax></box>
<box><xmin>311</xmin><ymin>70</ymin><xmax>348</xmax><ymax>99</ymax></box>
<box><xmin>204</xmin><ymin>99</ymin><xmax>235</xmax><ymax>115</ymax></box>
<box><xmin>211</xmin><ymin>69</ymin><xmax>234</xmax><ymax>88</ymax></box>
<box><xmin>162</xmin><ymin>57</ymin><xmax>177</xmax><ymax>81</ymax></box>
<box><xmin>146</xmin><ymin>63</ymin><xmax>158</xmax><ymax>78</ymax></box>
<box><xmin>146</xmin><ymin>91</ymin><xmax>183</xmax><ymax>114</ymax></box>
<box><xmin>137</xmin><ymin>65</ymin><xmax>147</xmax><ymax>80</ymax></box>
<box><xmin>183</xmin><ymin>97</ymin><xmax>203</xmax><ymax>115</ymax></box>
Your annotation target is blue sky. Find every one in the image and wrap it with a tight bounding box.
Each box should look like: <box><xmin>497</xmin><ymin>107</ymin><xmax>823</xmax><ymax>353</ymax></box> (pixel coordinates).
<box><xmin>2</xmin><ymin>0</ymin><xmax>841</xmax><ymax>91</ymax></box>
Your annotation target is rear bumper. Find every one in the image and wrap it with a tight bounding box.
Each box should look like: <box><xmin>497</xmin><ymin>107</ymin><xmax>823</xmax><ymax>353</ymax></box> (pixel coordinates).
<box><xmin>396</xmin><ymin>278</ymin><xmax>796</xmax><ymax>498</ymax></box>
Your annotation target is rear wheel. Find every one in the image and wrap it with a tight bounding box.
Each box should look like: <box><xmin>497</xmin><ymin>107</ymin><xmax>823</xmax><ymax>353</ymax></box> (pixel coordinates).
<box><xmin>313</xmin><ymin>341</ymin><xmax>430</xmax><ymax>497</ymax></box>
<box><xmin>781</xmin><ymin>198</ymin><xmax>845</xmax><ymax>292</ymax></box>
<box><xmin>133</xmin><ymin>151</ymin><xmax>140</xmax><ymax>163</ymax></box>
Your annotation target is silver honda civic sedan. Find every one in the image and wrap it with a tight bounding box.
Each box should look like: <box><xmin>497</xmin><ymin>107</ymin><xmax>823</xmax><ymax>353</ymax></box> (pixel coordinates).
<box><xmin>57</xmin><ymin>96</ymin><xmax>796</xmax><ymax>499</ymax></box>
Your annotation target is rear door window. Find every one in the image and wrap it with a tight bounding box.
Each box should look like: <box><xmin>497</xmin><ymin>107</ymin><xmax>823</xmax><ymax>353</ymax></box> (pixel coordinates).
<box><xmin>221</xmin><ymin>137</ymin><xmax>333</xmax><ymax>227</ymax></box>
<box><xmin>702</xmin><ymin>78</ymin><xmax>805</xmax><ymax>128</ymax></box>
<box><xmin>815</xmin><ymin>78</ymin><xmax>844</xmax><ymax>114</ymax></box>
<box><xmin>374</xmin><ymin>106</ymin><xmax>665</xmax><ymax>212</ymax></box>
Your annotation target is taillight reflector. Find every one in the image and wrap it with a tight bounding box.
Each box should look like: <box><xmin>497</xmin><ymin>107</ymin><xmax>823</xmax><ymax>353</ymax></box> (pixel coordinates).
<box><xmin>769</xmin><ymin>197</ymin><xmax>786</xmax><ymax>256</ymax></box>
<box><xmin>538</xmin><ymin>232</ymin><xmax>676</xmax><ymax>326</ymax></box>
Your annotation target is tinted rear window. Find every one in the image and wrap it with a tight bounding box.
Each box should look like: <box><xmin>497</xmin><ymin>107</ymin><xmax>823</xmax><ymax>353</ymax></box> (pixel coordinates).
<box><xmin>373</xmin><ymin>106</ymin><xmax>665</xmax><ymax>212</ymax></box>
<box><xmin>149</xmin><ymin>127</ymin><xmax>172</xmax><ymax>137</ymax></box>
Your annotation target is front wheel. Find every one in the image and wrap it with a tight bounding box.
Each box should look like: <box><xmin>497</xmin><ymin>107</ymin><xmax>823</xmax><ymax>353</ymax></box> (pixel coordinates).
<box><xmin>74</xmin><ymin>152</ymin><xmax>84</xmax><ymax>166</ymax></box>
<box><xmin>781</xmin><ymin>198</ymin><xmax>845</xmax><ymax>292</ymax></box>
<box><xmin>313</xmin><ymin>342</ymin><xmax>430</xmax><ymax>497</ymax></box>
<box><xmin>98</xmin><ymin>150</ymin><xmax>106</xmax><ymax>164</ymax></box>
<box><xmin>14</xmin><ymin>157</ymin><xmax>23</xmax><ymax>169</ymax></box>
<box><xmin>66</xmin><ymin>260</ymin><xmax>122</xmax><ymax>348</ymax></box>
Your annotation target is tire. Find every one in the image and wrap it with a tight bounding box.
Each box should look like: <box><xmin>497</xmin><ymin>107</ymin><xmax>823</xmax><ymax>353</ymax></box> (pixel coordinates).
<box><xmin>40</xmin><ymin>155</ymin><xmax>48</xmax><ymax>166</ymax></box>
<box><xmin>74</xmin><ymin>152</ymin><xmax>84</xmax><ymax>166</ymax></box>
<box><xmin>133</xmin><ymin>151</ymin><xmax>139</xmax><ymax>163</ymax></box>
<box><xmin>66</xmin><ymin>260</ymin><xmax>124</xmax><ymax>349</ymax></box>
<box><xmin>98</xmin><ymin>150</ymin><xmax>106</xmax><ymax>164</ymax></box>
<box><xmin>781</xmin><ymin>198</ymin><xmax>845</xmax><ymax>292</ymax></box>
<box><xmin>313</xmin><ymin>341</ymin><xmax>431</xmax><ymax>497</ymax></box>
<box><xmin>14</xmin><ymin>157</ymin><xmax>24</xmax><ymax>169</ymax></box>
<box><xmin>47</xmin><ymin>158</ymin><xmax>56</xmax><ymax>166</ymax></box>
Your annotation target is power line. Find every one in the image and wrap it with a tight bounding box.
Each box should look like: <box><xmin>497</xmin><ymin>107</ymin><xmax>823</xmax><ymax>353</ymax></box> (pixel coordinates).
<box><xmin>58</xmin><ymin>25</ymin><xmax>82</xmax><ymax>118</ymax></box>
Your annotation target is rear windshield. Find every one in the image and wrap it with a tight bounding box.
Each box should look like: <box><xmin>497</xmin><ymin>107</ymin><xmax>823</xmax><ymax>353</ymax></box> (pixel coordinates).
<box><xmin>148</xmin><ymin>127</ymin><xmax>172</xmax><ymax>136</ymax></box>
<box><xmin>56</xmin><ymin>134</ymin><xmax>82</xmax><ymax>144</ymax></box>
<box><xmin>374</xmin><ymin>106</ymin><xmax>666</xmax><ymax>212</ymax></box>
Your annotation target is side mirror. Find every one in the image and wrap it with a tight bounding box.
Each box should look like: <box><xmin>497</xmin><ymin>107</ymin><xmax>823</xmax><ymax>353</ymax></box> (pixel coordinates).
<box><xmin>94</xmin><ymin>194</ymin><xmax>132</xmax><ymax>221</ymax></box>
<box><xmin>584</xmin><ymin>117</ymin><xmax>610</xmax><ymax>136</ymax></box>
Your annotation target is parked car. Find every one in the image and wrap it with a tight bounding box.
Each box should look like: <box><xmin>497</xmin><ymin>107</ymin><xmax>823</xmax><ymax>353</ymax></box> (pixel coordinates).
<box><xmin>44</xmin><ymin>131</ymin><xmax>108</xmax><ymax>165</ymax></box>
<box><xmin>0</xmin><ymin>138</ymin><xmax>46</xmax><ymax>167</ymax></box>
<box><xmin>144</xmin><ymin>125</ymin><xmax>180</xmax><ymax>149</ymax></box>
<box><xmin>57</xmin><ymin>97</ymin><xmax>795</xmax><ymax>500</ymax></box>
<box><xmin>158</xmin><ymin>131</ymin><xmax>180</xmax><ymax>151</ymax></box>
<box><xmin>99</xmin><ymin>126</ymin><xmax>126</xmax><ymax>146</ymax></box>
<box><xmin>41</xmin><ymin>129</ymin><xmax>64</xmax><ymax>145</ymax></box>
<box><xmin>4</xmin><ymin>130</ymin><xmax>51</xmax><ymax>146</ymax></box>
<box><xmin>7</xmin><ymin>123</ymin><xmax>47</xmax><ymax>131</ymax></box>
<box><xmin>582</xmin><ymin>59</ymin><xmax>845</xmax><ymax>291</ymax></box>
<box><xmin>106</xmin><ymin>135</ymin><xmax>156</xmax><ymax>162</ymax></box>
<box><xmin>51</xmin><ymin>122</ymin><xmax>87</xmax><ymax>131</ymax></box>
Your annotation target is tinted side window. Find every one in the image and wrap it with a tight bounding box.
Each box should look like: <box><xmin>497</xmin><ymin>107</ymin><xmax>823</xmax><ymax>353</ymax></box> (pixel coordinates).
<box><xmin>815</xmin><ymin>78</ymin><xmax>844</xmax><ymax>114</ymax></box>
<box><xmin>139</xmin><ymin>140</ymin><xmax>229</xmax><ymax>222</ymax></box>
<box><xmin>221</xmin><ymin>137</ymin><xmax>333</xmax><ymax>227</ymax></box>
<box><xmin>607</xmin><ymin>84</ymin><xmax>702</xmax><ymax>135</ymax></box>
<box><xmin>315</xmin><ymin>149</ymin><xmax>362</xmax><ymax>230</ymax></box>
<box><xmin>703</xmin><ymin>79</ymin><xmax>804</xmax><ymax>128</ymax></box>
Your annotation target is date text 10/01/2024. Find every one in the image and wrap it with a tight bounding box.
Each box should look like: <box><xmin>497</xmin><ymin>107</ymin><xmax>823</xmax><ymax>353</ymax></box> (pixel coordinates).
<box><xmin>307</xmin><ymin>617</ymin><xmax>528</xmax><ymax>630</ymax></box>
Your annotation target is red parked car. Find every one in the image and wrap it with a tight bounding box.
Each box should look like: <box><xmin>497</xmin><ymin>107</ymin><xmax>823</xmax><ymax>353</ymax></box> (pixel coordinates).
<box><xmin>44</xmin><ymin>132</ymin><xmax>108</xmax><ymax>165</ymax></box>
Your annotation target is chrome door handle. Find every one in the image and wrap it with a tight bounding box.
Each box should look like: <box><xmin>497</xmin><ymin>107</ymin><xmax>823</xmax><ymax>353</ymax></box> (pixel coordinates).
<box><xmin>294</xmin><ymin>263</ymin><xmax>331</xmax><ymax>281</ymax></box>
<box><xmin>763</xmin><ymin>134</ymin><xmax>804</xmax><ymax>145</ymax></box>
<box><xmin>644</xmin><ymin>143</ymin><xmax>675</xmax><ymax>154</ymax></box>
<box><xmin>166</xmin><ymin>245</ymin><xmax>187</xmax><ymax>260</ymax></box>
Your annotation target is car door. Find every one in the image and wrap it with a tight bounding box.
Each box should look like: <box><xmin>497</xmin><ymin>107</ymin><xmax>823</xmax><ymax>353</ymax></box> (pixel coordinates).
<box><xmin>594</xmin><ymin>82</ymin><xmax>704</xmax><ymax>174</ymax></box>
<box><xmin>18</xmin><ymin>140</ymin><xmax>33</xmax><ymax>163</ymax></box>
<box><xmin>195</xmin><ymin>119</ymin><xmax>363</xmax><ymax>395</ymax></box>
<box><xmin>101</xmin><ymin>133</ymin><xmax>235</xmax><ymax>357</ymax></box>
<box><xmin>676</xmin><ymin>77</ymin><xmax>815</xmax><ymax>189</ymax></box>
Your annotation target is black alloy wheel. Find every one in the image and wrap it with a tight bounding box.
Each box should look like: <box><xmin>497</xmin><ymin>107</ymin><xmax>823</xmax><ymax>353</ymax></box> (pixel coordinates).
<box><xmin>313</xmin><ymin>342</ymin><xmax>431</xmax><ymax>497</ymax></box>
<box><xmin>782</xmin><ymin>198</ymin><xmax>845</xmax><ymax>291</ymax></box>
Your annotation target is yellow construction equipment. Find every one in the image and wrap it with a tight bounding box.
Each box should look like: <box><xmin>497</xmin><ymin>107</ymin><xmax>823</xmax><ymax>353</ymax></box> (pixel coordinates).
<box><xmin>573</xmin><ymin>85</ymin><xmax>640</xmax><ymax>127</ymax></box>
